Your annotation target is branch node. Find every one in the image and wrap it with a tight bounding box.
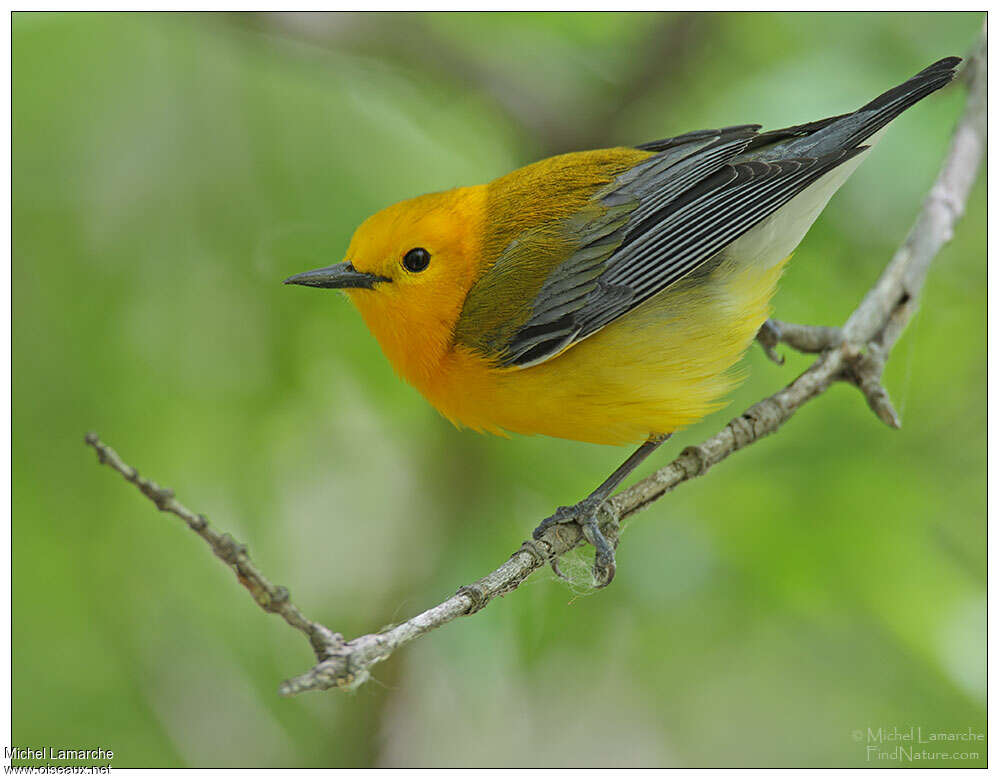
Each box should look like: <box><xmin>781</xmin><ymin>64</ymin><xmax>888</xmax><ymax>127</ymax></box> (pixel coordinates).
<box><xmin>731</xmin><ymin>398</ymin><xmax>784</xmax><ymax>448</ymax></box>
<box><xmin>215</xmin><ymin>533</ymin><xmax>247</xmax><ymax>565</ymax></box>
<box><xmin>927</xmin><ymin>181</ymin><xmax>966</xmax><ymax>226</ymax></box>
<box><xmin>841</xmin><ymin>343</ymin><xmax>902</xmax><ymax>429</ymax></box>
<box><xmin>279</xmin><ymin>656</ymin><xmax>370</xmax><ymax>696</ymax></box>
<box><xmin>455</xmin><ymin>584</ymin><xmax>489</xmax><ymax>615</ymax></box>
<box><xmin>728</xmin><ymin>413</ymin><xmax>757</xmax><ymax>448</ymax></box>
<box><xmin>515</xmin><ymin>539</ymin><xmax>549</xmax><ymax>567</ymax></box>
<box><xmin>310</xmin><ymin>628</ymin><xmax>345</xmax><ymax>660</ymax></box>
<box><xmin>190</xmin><ymin>513</ymin><xmax>209</xmax><ymax>531</ymax></box>
<box><xmin>259</xmin><ymin>585</ymin><xmax>291</xmax><ymax>613</ymax></box>
<box><xmin>147</xmin><ymin>485</ymin><xmax>174</xmax><ymax>511</ymax></box>
<box><xmin>679</xmin><ymin>445</ymin><xmax>710</xmax><ymax>477</ymax></box>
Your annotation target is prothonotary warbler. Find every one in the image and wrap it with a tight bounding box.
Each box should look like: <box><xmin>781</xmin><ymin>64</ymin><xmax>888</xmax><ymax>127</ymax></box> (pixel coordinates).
<box><xmin>286</xmin><ymin>57</ymin><xmax>960</xmax><ymax>586</ymax></box>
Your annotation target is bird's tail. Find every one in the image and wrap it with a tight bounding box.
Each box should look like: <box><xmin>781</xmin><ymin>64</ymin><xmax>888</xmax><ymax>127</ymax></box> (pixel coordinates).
<box><xmin>724</xmin><ymin>57</ymin><xmax>961</xmax><ymax>273</ymax></box>
<box><xmin>748</xmin><ymin>57</ymin><xmax>962</xmax><ymax>159</ymax></box>
<box><xmin>839</xmin><ymin>56</ymin><xmax>962</xmax><ymax>148</ymax></box>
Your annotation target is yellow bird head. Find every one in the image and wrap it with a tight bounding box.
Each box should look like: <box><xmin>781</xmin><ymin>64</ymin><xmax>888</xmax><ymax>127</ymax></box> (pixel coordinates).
<box><xmin>285</xmin><ymin>186</ymin><xmax>488</xmax><ymax>385</ymax></box>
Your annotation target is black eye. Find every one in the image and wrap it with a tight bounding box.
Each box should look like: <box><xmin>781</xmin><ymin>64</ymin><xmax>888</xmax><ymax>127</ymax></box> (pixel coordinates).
<box><xmin>402</xmin><ymin>247</ymin><xmax>431</xmax><ymax>273</ymax></box>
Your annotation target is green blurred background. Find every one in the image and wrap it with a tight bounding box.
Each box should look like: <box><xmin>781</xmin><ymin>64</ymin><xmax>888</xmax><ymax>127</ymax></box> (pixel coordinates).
<box><xmin>13</xmin><ymin>12</ymin><xmax>985</xmax><ymax>768</ymax></box>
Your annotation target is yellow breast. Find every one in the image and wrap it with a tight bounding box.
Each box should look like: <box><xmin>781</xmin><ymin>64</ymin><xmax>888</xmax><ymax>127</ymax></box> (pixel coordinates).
<box><xmin>419</xmin><ymin>252</ymin><xmax>790</xmax><ymax>446</ymax></box>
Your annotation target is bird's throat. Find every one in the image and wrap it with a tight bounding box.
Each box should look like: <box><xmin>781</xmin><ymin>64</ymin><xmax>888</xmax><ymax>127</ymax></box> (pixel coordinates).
<box><xmin>349</xmin><ymin>289</ymin><xmax>457</xmax><ymax>390</ymax></box>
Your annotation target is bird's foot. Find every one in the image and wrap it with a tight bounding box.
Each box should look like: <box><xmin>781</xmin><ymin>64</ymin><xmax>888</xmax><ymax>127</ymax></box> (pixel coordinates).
<box><xmin>756</xmin><ymin>319</ymin><xmax>785</xmax><ymax>365</ymax></box>
<box><xmin>757</xmin><ymin>318</ymin><xmax>844</xmax><ymax>359</ymax></box>
<box><xmin>532</xmin><ymin>497</ymin><xmax>618</xmax><ymax>588</ymax></box>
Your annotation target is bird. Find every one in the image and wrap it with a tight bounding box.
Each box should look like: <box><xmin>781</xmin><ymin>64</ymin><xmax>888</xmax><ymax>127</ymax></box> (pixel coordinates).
<box><xmin>285</xmin><ymin>57</ymin><xmax>961</xmax><ymax>587</ymax></box>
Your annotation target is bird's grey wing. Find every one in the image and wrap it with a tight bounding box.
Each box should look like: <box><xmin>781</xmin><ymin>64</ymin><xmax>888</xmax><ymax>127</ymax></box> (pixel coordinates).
<box><xmin>500</xmin><ymin>57</ymin><xmax>960</xmax><ymax>369</ymax></box>
<box><xmin>501</xmin><ymin>142</ymin><xmax>864</xmax><ymax>368</ymax></box>
<box><xmin>493</xmin><ymin>125</ymin><xmax>763</xmax><ymax>367</ymax></box>
<box><xmin>454</xmin><ymin>125</ymin><xmax>760</xmax><ymax>366</ymax></box>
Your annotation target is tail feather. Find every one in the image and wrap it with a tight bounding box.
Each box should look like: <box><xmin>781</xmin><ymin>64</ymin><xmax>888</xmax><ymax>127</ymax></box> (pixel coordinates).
<box><xmin>836</xmin><ymin>56</ymin><xmax>962</xmax><ymax>149</ymax></box>
<box><xmin>749</xmin><ymin>57</ymin><xmax>961</xmax><ymax>161</ymax></box>
<box><xmin>724</xmin><ymin>57</ymin><xmax>961</xmax><ymax>271</ymax></box>
<box><xmin>858</xmin><ymin>57</ymin><xmax>961</xmax><ymax>116</ymax></box>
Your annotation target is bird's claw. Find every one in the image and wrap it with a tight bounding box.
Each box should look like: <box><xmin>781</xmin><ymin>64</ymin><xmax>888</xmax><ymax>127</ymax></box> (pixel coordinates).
<box><xmin>532</xmin><ymin>503</ymin><xmax>578</xmax><ymax>539</ymax></box>
<box><xmin>532</xmin><ymin>498</ymin><xmax>618</xmax><ymax>588</ymax></box>
<box><xmin>581</xmin><ymin>519</ymin><xmax>617</xmax><ymax>587</ymax></box>
<box><xmin>756</xmin><ymin>319</ymin><xmax>785</xmax><ymax>365</ymax></box>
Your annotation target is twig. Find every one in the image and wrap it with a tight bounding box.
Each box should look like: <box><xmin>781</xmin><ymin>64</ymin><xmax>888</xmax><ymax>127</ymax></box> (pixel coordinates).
<box><xmin>86</xmin><ymin>29</ymin><xmax>985</xmax><ymax>695</ymax></box>
<box><xmin>83</xmin><ymin>433</ymin><xmax>343</xmax><ymax>661</ymax></box>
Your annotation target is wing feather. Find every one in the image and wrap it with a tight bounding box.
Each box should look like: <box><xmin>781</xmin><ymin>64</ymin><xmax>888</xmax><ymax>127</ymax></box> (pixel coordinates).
<box><xmin>504</xmin><ymin>147</ymin><xmax>863</xmax><ymax>365</ymax></box>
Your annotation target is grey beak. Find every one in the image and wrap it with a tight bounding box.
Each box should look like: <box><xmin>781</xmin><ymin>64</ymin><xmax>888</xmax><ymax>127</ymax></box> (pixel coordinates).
<box><xmin>283</xmin><ymin>261</ymin><xmax>389</xmax><ymax>290</ymax></box>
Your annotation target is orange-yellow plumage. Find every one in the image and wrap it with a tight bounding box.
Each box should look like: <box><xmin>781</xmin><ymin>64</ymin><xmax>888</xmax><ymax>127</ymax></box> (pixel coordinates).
<box><xmin>425</xmin><ymin>255</ymin><xmax>787</xmax><ymax>445</ymax></box>
<box><xmin>337</xmin><ymin>148</ymin><xmax>788</xmax><ymax>445</ymax></box>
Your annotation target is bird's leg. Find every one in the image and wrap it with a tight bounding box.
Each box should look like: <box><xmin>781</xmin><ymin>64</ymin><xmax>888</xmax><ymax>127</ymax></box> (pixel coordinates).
<box><xmin>533</xmin><ymin>433</ymin><xmax>672</xmax><ymax>588</ymax></box>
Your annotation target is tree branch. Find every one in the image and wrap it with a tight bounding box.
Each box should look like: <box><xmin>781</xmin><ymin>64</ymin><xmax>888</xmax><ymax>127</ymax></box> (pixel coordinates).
<box><xmin>86</xmin><ymin>29</ymin><xmax>985</xmax><ymax>696</ymax></box>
